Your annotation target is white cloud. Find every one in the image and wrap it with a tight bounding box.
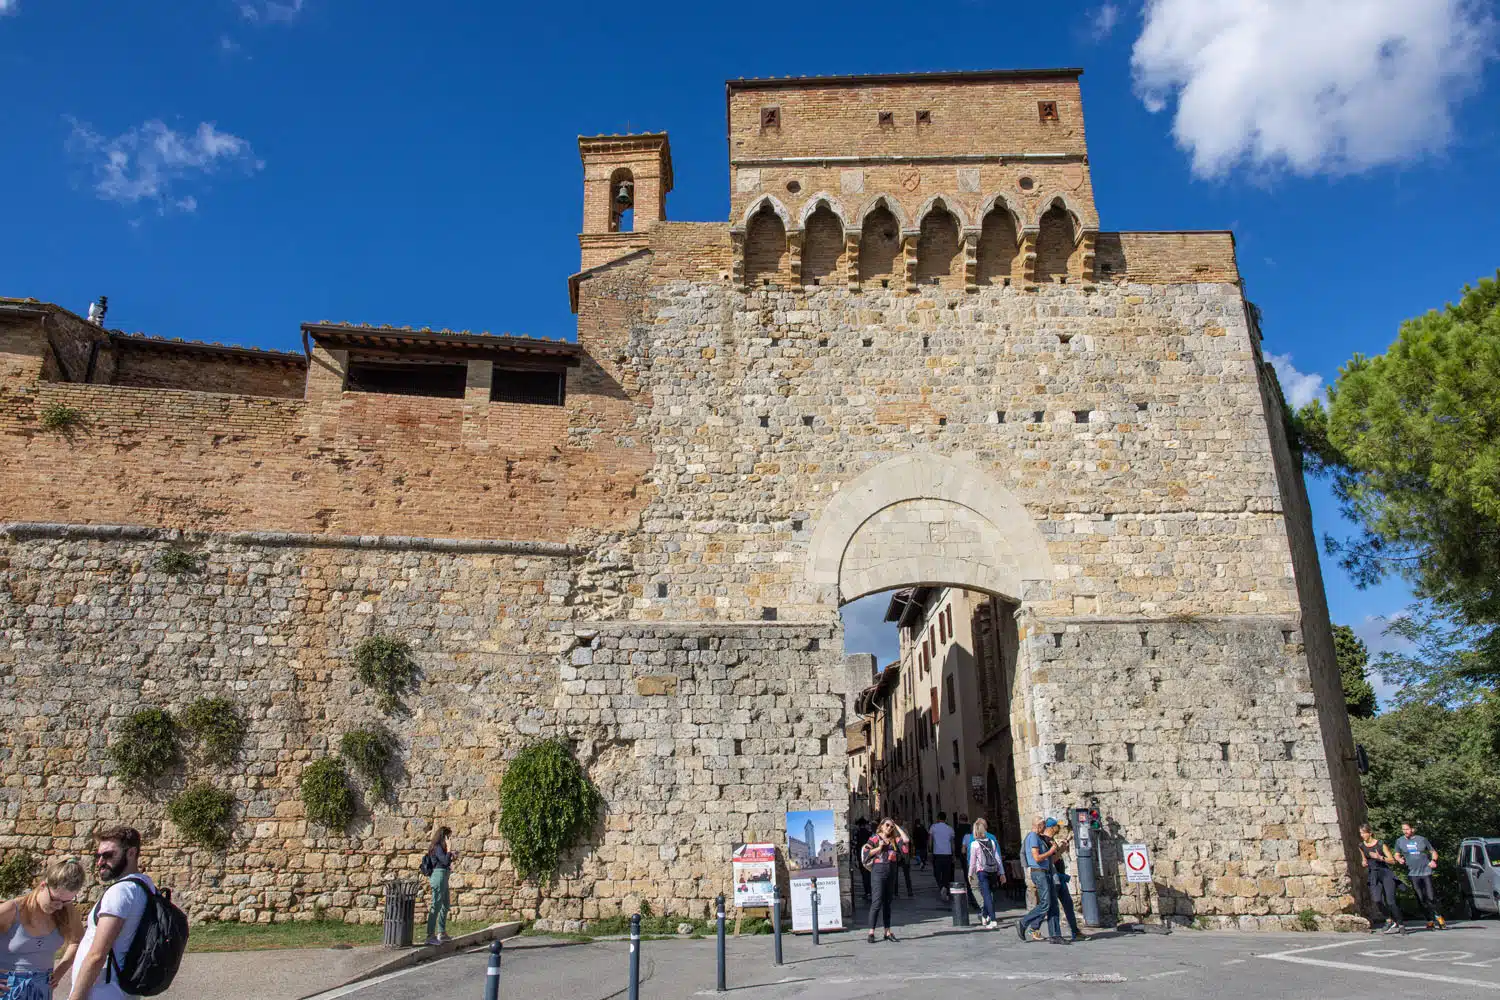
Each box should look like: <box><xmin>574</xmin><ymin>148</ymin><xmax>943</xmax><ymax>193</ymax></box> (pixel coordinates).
<box><xmin>840</xmin><ymin>592</ymin><xmax>900</xmax><ymax>668</ymax></box>
<box><xmin>68</xmin><ymin>119</ymin><xmax>263</xmax><ymax>214</ymax></box>
<box><xmin>1266</xmin><ymin>352</ymin><xmax>1324</xmax><ymax>408</ymax></box>
<box><xmin>1091</xmin><ymin>4</ymin><xmax>1120</xmax><ymax>41</ymax></box>
<box><xmin>239</xmin><ymin>0</ymin><xmax>303</xmax><ymax>22</ymax></box>
<box><xmin>1131</xmin><ymin>0</ymin><xmax>1497</xmax><ymax>176</ymax></box>
<box><xmin>0</xmin><ymin>0</ymin><xmax>18</xmax><ymax>16</ymax></box>
<box><xmin>1352</xmin><ymin>613</ymin><xmax>1412</xmax><ymax>710</ymax></box>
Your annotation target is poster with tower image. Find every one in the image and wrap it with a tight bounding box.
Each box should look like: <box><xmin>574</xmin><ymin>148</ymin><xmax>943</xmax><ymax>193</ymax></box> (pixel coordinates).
<box><xmin>785</xmin><ymin>809</ymin><xmax>843</xmax><ymax>932</ymax></box>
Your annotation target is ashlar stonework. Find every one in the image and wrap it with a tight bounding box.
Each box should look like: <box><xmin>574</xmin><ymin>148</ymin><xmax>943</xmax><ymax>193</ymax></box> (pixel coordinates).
<box><xmin>0</xmin><ymin>68</ymin><xmax>1363</xmax><ymax>929</ymax></box>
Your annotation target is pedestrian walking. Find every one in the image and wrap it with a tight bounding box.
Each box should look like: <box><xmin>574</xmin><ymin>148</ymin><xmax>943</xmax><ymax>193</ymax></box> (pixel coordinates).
<box><xmin>928</xmin><ymin>813</ymin><xmax>956</xmax><ymax>900</ymax></box>
<box><xmin>67</xmin><ymin>825</ymin><xmax>160</xmax><ymax>1000</ymax></box>
<box><xmin>1</xmin><ymin>858</ymin><xmax>85</xmax><ymax>1000</ymax></box>
<box><xmin>910</xmin><ymin>821</ymin><xmax>928</xmax><ymax>869</ymax></box>
<box><xmin>965</xmin><ymin>818</ymin><xmax>1005</xmax><ymax>929</ymax></box>
<box><xmin>1359</xmin><ymin>824</ymin><xmax>1405</xmax><ymax>935</ymax></box>
<box><xmin>1394</xmin><ymin>822</ymin><xmax>1444</xmax><ymax>930</ymax></box>
<box><xmin>895</xmin><ymin>827</ymin><xmax>914</xmax><ymax>898</ymax></box>
<box><xmin>1044</xmin><ymin>826</ymin><xmax>1083</xmax><ymax>941</ymax></box>
<box><xmin>421</xmin><ymin>826</ymin><xmax>458</xmax><ymax>946</ymax></box>
<box><xmin>861</xmin><ymin>819</ymin><xmax>910</xmax><ymax>943</ymax></box>
<box><xmin>852</xmin><ymin>818</ymin><xmax>873</xmax><ymax>901</ymax></box>
<box><xmin>1017</xmin><ymin>817</ymin><xmax>1064</xmax><ymax>944</ymax></box>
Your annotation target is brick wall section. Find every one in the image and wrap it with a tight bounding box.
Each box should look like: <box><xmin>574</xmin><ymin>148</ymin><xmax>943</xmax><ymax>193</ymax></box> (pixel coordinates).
<box><xmin>109</xmin><ymin>346</ymin><xmax>305</xmax><ymax>398</ymax></box>
<box><xmin>31</xmin><ymin>306</ymin><xmax>108</xmax><ymax>383</ymax></box>
<box><xmin>728</xmin><ymin>75</ymin><xmax>1088</xmax><ymax>161</ymax></box>
<box><xmin>0</xmin><ymin>312</ymin><xmax>652</xmax><ymax>540</ymax></box>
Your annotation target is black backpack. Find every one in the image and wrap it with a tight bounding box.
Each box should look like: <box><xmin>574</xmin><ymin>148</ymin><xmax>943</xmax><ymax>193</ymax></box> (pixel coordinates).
<box><xmin>420</xmin><ymin>852</ymin><xmax>435</xmax><ymax>877</ymax></box>
<box><xmin>93</xmin><ymin>875</ymin><xmax>189</xmax><ymax>997</ymax></box>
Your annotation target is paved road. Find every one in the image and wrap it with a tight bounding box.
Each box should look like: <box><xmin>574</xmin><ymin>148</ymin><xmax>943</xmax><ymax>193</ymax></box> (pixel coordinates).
<box><xmin>311</xmin><ymin>892</ymin><xmax>1500</xmax><ymax>1000</ymax></box>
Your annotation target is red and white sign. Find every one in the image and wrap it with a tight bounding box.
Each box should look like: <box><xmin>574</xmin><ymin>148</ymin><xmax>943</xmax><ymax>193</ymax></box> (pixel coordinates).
<box><xmin>1123</xmin><ymin>843</ymin><xmax>1152</xmax><ymax>884</ymax></box>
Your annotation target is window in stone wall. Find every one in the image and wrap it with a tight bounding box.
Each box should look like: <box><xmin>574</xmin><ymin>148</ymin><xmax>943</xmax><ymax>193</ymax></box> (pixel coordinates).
<box><xmin>944</xmin><ymin>673</ymin><xmax>956</xmax><ymax>715</ymax></box>
<box><xmin>491</xmin><ymin>368</ymin><xmax>565</xmax><ymax>406</ymax></box>
<box><xmin>345</xmin><ymin>360</ymin><xmax>466</xmax><ymax>399</ymax></box>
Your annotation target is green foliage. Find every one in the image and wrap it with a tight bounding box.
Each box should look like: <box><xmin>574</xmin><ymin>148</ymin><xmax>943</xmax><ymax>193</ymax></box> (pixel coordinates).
<box><xmin>352</xmin><ymin>635</ymin><xmax>420</xmax><ymax>714</ymax></box>
<box><xmin>1353</xmin><ymin>695</ymin><xmax>1500</xmax><ymax>910</ymax></box>
<box><xmin>180</xmin><ymin>697</ymin><xmax>246</xmax><ymax>767</ymax></box>
<box><xmin>1296</xmin><ymin>908</ymin><xmax>1318</xmax><ymax>931</ymax></box>
<box><xmin>109</xmin><ymin>708</ymin><xmax>180</xmax><ymax>787</ymax></box>
<box><xmin>39</xmin><ymin>403</ymin><xmax>83</xmax><ymax>431</ymax></box>
<box><xmin>498</xmin><ymin>739</ymin><xmax>603</xmax><ymax>882</ymax></box>
<box><xmin>167</xmin><ymin>782</ymin><xmax>236</xmax><ymax>850</ymax></box>
<box><xmin>300</xmin><ymin>757</ymin><xmax>356</xmax><ymax>831</ymax></box>
<box><xmin>339</xmin><ymin>726</ymin><xmax>396</xmax><ymax>801</ymax></box>
<box><xmin>1333</xmin><ymin>624</ymin><xmax>1377</xmax><ymax>719</ymax></box>
<box><xmin>586</xmin><ymin>912</ymin><xmax>713</xmax><ymax>936</ymax></box>
<box><xmin>156</xmin><ymin>547</ymin><xmax>201</xmax><ymax>576</ymax></box>
<box><xmin>0</xmin><ymin>851</ymin><xmax>38</xmax><ymax>898</ymax></box>
<box><xmin>1296</xmin><ymin>273</ymin><xmax>1500</xmax><ymax>686</ymax></box>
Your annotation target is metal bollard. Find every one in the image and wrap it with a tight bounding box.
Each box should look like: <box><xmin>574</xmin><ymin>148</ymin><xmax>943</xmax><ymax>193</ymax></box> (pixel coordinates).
<box><xmin>771</xmin><ymin>895</ymin><xmax>783</xmax><ymax>966</ymax></box>
<box><xmin>482</xmin><ymin>939</ymin><xmax>501</xmax><ymax>1000</ymax></box>
<box><xmin>950</xmin><ymin>880</ymin><xmax>970</xmax><ymax>927</ymax></box>
<box><xmin>628</xmin><ymin>913</ymin><xmax>641</xmax><ymax>1000</ymax></box>
<box><xmin>715</xmin><ymin>894</ymin><xmax>727</xmax><ymax>992</ymax></box>
<box><xmin>810</xmin><ymin>878</ymin><xmax>821</xmax><ymax>946</ymax></box>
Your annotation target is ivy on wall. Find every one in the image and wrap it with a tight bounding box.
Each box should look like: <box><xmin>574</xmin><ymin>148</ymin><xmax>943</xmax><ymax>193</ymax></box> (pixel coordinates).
<box><xmin>300</xmin><ymin>757</ymin><xmax>356</xmax><ymax>830</ymax></box>
<box><xmin>108</xmin><ymin>708</ymin><xmax>180</xmax><ymax>787</ymax></box>
<box><xmin>167</xmin><ymin>783</ymin><xmax>236</xmax><ymax>850</ymax></box>
<box><xmin>352</xmin><ymin>636</ymin><xmax>420</xmax><ymax>714</ymax></box>
<box><xmin>498</xmin><ymin>739</ymin><xmax>603</xmax><ymax>882</ymax></box>
<box><xmin>181</xmin><ymin>697</ymin><xmax>246</xmax><ymax>767</ymax></box>
<box><xmin>340</xmin><ymin>726</ymin><xmax>396</xmax><ymax>801</ymax></box>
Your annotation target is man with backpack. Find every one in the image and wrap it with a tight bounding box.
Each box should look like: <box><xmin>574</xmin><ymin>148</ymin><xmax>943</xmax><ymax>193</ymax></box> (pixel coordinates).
<box><xmin>68</xmin><ymin>825</ymin><xmax>187</xmax><ymax>1000</ymax></box>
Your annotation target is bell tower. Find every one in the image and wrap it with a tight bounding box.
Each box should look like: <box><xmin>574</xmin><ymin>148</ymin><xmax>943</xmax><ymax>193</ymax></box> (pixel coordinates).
<box><xmin>578</xmin><ymin>132</ymin><xmax>673</xmax><ymax>270</ymax></box>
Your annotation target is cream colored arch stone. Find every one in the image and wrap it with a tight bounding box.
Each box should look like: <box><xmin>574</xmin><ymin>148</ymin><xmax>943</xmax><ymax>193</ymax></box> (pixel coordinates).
<box><xmin>740</xmin><ymin>194</ymin><xmax>794</xmax><ymax>231</ymax></box>
<box><xmin>805</xmin><ymin>453</ymin><xmax>1054</xmax><ymax>604</ymax></box>
<box><xmin>1031</xmin><ymin>192</ymin><xmax>1086</xmax><ymax>244</ymax></box>
<box><xmin>977</xmin><ymin>193</ymin><xmax>1024</xmax><ymax>243</ymax></box>
<box><xmin>798</xmin><ymin>192</ymin><xmax>849</xmax><ymax>229</ymax></box>
<box><xmin>853</xmin><ymin>193</ymin><xmax>911</xmax><ymax>235</ymax></box>
<box><xmin>915</xmin><ymin>194</ymin><xmax>970</xmax><ymax>231</ymax></box>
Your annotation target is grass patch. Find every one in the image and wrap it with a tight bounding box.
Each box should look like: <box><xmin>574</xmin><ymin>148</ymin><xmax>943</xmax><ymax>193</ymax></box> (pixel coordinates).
<box><xmin>190</xmin><ymin>918</ymin><xmax>493</xmax><ymax>952</ymax></box>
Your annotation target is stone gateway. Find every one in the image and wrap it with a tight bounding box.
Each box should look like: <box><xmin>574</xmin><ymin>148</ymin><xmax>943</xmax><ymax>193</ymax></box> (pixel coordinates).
<box><xmin>0</xmin><ymin>68</ymin><xmax>1363</xmax><ymax>929</ymax></box>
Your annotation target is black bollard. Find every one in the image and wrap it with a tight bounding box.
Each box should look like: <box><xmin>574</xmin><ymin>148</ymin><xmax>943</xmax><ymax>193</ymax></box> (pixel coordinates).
<box><xmin>482</xmin><ymin>939</ymin><xmax>501</xmax><ymax>1000</ymax></box>
<box><xmin>810</xmin><ymin>878</ymin><xmax>821</xmax><ymax>946</ymax></box>
<box><xmin>628</xmin><ymin>913</ymin><xmax>641</xmax><ymax>1000</ymax></box>
<box><xmin>771</xmin><ymin>895</ymin><xmax>783</xmax><ymax>966</ymax></box>
<box><xmin>950</xmin><ymin>880</ymin><xmax>970</xmax><ymax>927</ymax></box>
<box><xmin>716</xmin><ymin>894</ymin><xmax>727</xmax><ymax>993</ymax></box>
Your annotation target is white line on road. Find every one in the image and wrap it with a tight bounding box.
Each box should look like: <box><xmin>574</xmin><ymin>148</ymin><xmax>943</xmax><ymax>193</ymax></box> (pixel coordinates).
<box><xmin>1261</xmin><ymin>940</ymin><xmax>1500</xmax><ymax>991</ymax></box>
<box><xmin>299</xmin><ymin>962</ymin><xmax>431</xmax><ymax>1000</ymax></box>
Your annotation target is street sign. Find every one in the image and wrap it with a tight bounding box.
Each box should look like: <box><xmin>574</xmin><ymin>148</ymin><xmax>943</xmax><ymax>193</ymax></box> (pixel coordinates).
<box><xmin>1123</xmin><ymin>843</ymin><xmax>1152</xmax><ymax>883</ymax></box>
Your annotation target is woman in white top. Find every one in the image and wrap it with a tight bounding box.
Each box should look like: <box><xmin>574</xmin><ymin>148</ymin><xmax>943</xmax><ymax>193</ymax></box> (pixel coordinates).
<box><xmin>965</xmin><ymin>818</ymin><xmax>1005</xmax><ymax>929</ymax></box>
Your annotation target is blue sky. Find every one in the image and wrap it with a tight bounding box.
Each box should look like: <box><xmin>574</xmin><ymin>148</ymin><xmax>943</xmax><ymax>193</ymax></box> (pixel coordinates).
<box><xmin>4</xmin><ymin>1</ymin><xmax>1497</xmax><ymax>702</ymax></box>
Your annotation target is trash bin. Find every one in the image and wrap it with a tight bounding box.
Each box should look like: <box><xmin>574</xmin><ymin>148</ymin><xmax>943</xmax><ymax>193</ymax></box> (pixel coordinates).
<box><xmin>383</xmin><ymin>880</ymin><xmax>421</xmax><ymax>948</ymax></box>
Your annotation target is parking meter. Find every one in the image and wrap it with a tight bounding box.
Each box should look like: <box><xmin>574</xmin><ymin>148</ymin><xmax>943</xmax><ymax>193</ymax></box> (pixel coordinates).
<box><xmin>1073</xmin><ymin>804</ymin><xmax>1101</xmax><ymax>926</ymax></box>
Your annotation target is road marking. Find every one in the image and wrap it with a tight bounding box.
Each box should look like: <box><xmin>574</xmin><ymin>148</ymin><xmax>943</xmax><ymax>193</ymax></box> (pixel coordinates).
<box><xmin>1223</xmin><ymin>959</ymin><xmax>1246</xmax><ymax>965</ymax></box>
<box><xmin>300</xmin><ymin>962</ymin><xmax>430</xmax><ymax>1000</ymax></box>
<box><xmin>1261</xmin><ymin>940</ymin><xmax>1500</xmax><ymax>991</ymax></box>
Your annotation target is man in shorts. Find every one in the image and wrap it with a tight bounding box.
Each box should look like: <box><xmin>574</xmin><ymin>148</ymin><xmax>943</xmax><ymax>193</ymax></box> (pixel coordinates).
<box><xmin>1394</xmin><ymin>821</ymin><xmax>1445</xmax><ymax>930</ymax></box>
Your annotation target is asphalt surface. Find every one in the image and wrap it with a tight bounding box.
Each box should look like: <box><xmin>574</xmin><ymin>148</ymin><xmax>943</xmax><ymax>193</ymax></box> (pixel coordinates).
<box><xmin>311</xmin><ymin>891</ymin><xmax>1500</xmax><ymax>1000</ymax></box>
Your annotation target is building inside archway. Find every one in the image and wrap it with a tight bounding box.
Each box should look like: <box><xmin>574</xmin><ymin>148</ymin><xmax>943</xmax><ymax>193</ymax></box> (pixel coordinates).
<box><xmin>845</xmin><ymin>586</ymin><xmax>1023</xmax><ymax>867</ymax></box>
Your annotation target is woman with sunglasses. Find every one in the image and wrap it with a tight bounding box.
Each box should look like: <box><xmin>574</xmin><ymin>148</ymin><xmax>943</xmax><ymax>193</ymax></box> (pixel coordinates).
<box><xmin>1</xmin><ymin>858</ymin><xmax>86</xmax><ymax>1000</ymax></box>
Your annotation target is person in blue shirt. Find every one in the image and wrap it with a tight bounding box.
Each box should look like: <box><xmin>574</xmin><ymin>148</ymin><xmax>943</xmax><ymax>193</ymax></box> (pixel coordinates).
<box><xmin>1016</xmin><ymin>817</ymin><xmax>1065</xmax><ymax>943</ymax></box>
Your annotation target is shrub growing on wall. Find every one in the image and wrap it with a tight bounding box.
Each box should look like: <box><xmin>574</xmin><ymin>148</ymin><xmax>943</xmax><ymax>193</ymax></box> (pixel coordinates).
<box><xmin>498</xmin><ymin>738</ymin><xmax>603</xmax><ymax>882</ymax></box>
<box><xmin>180</xmin><ymin>697</ymin><xmax>246</xmax><ymax>767</ymax></box>
<box><xmin>108</xmin><ymin>708</ymin><xmax>180</xmax><ymax>787</ymax></box>
<box><xmin>155</xmin><ymin>547</ymin><xmax>201</xmax><ymax>576</ymax></box>
<box><xmin>340</xmin><ymin>726</ymin><xmax>396</xmax><ymax>801</ymax></box>
<box><xmin>301</xmin><ymin>757</ymin><xmax>356</xmax><ymax>831</ymax></box>
<box><xmin>0</xmin><ymin>851</ymin><xmax>38</xmax><ymax>897</ymax></box>
<box><xmin>352</xmin><ymin>635</ymin><xmax>420</xmax><ymax>714</ymax></box>
<box><xmin>167</xmin><ymin>783</ymin><xmax>236</xmax><ymax>850</ymax></box>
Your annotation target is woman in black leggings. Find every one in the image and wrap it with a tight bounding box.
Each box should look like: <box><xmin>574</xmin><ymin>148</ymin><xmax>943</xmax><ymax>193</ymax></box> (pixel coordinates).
<box><xmin>1360</xmin><ymin>823</ymin><xmax>1406</xmax><ymax>935</ymax></box>
<box><xmin>861</xmin><ymin>818</ymin><xmax>910</xmax><ymax>943</ymax></box>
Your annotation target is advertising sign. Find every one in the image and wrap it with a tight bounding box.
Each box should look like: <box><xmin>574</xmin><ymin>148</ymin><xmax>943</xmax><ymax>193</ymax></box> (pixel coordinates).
<box><xmin>785</xmin><ymin>809</ymin><xmax>844</xmax><ymax>932</ymax></box>
<box><xmin>731</xmin><ymin>843</ymin><xmax>779</xmax><ymax>909</ymax></box>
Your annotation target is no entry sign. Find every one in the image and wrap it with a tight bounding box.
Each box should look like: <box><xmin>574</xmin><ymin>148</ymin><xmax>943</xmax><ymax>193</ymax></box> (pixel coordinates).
<box><xmin>1123</xmin><ymin>843</ymin><xmax>1152</xmax><ymax>883</ymax></box>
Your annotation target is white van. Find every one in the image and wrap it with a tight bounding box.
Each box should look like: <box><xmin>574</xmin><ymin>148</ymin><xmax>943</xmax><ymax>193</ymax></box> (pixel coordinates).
<box><xmin>1459</xmin><ymin>838</ymin><xmax>1500</xmax><ymax>917</ymax></box>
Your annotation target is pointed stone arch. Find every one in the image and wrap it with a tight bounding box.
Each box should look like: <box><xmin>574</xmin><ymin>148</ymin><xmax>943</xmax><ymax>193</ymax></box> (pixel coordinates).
<box><xmin>855</xmin><ymin>193</ymin><xmax>910</xmax><ymax>234</ymax></box>
<box><xmin>857</xmin><ymin>201</ymin><xmax>903</xmax><ymax>284</ymax></box>
<box><xmin>805</xmin><ymin>452</ymin><xmax>1053</xmax><ymax>604</ymax></box>
<box><xmin>916</xmin><ymin>194</ymin><xmax>970</xmax><ymax>232</ymax></box>
<box><xmin>801</xmin><ymin>203</ymin><xmax>845</xmax><ymax>286</ymax></box>
<box><xmin>977</xmin><ymin>200</ymin><xmax>1020</xmax><ymax>287</ymax></box>
<box><xmin>916</xmin><ymin>200</ymin><xmax>962</xmax><ymax>287</ymax></box>
<box><xmin>1035</xmin><ymin>201</ymin><xmax>1077</xmax><ymax>284</ymax></box>
<box><xmin>1030</xmin><ymin>193</ymin><xmax>1084</xmax><ymax>243</ymax></box>
<box><xmin>977</xmin><ymin>194</ymin><xmax>1023</xmax><ymax>240</ymax></box>
<box><xmin>798</xmin><ymin>193</ymin><xmax>848</xmax><ymax>230</ymax></box>
<box><xmin>745</xmin><ymin>201</ymin><xmax>789</xmax><ymax>286</ymax></box>
<box><xmin>740</xmin><ymin>193</ymin><xmax>793</xmax><ymax>232</ymax></box>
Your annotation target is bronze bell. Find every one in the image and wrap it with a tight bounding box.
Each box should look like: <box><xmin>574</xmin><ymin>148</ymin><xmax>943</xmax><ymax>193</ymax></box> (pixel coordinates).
<box><xmin>614</xmin><ymin>179</ymin><xmax>634</xmax><ymax>210</ymax></box>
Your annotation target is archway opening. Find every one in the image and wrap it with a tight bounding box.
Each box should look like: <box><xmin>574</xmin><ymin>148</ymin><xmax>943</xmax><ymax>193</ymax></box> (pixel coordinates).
<box><xmin>802</xmin><ymin>204</ymin><xmax>844</xmax><ymax>286</ymax></box>
<box><xmin>858</xmin><ymin>204</ymin><xmax>901</xmax><ymax>286</ymax></box>
<box><xmin>841</xmin><ymin>584</ymin><xmax>1025</xmax><ymax>908</ymax></box>
<box><xmin>745</xmin><ymin>202</ymin><xmax>788</xmax><ymax>286</ymax></box>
